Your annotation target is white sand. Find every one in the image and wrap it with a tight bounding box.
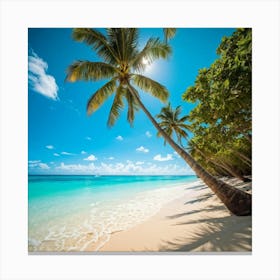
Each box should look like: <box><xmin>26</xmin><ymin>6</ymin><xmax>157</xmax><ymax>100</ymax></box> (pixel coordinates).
<box><xmin>99</xmin><ymin>178</ymin><xmax>252</xmax><ymax>252</ymax></box>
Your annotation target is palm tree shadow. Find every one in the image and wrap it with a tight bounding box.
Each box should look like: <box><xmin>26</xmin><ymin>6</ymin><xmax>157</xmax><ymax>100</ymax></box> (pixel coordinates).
<box><xmin>167</xmin><ymin>204</ymin><xmax>226</xmax><ymax>220</ymax></box>
<box><xmin>185</xmin><ymin>184</ymin><xmax>207</xmax><ymax>191</ymax></box>
<box><xmin>184</xmin><ymin>193</ymin><xmax>214</xmax><ymax>205</ymax></box>
<box><xmin>159</xmin><ymin>215</ymin><xmax>252</xmax><ymax>252</ymax></box>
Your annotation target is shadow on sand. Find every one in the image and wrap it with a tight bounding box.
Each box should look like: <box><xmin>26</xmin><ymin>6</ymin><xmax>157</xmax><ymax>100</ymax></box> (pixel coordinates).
<box><xmin>160</xmin><ymin>191</ymin><xmax>252</xmax><ymax>252</ymax></box>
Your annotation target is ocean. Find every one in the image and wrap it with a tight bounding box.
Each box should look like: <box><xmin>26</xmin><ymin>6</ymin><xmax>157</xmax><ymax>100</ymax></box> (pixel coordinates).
<box><xmin>28</xmin><ymin>175</ymin><xmax>198</xmax><ymax>252</ymax></box>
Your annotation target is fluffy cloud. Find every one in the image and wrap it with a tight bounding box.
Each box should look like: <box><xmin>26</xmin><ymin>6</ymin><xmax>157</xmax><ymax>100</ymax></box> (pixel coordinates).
<box><xmin>116</xmin><ymin>135</ymin><xmax>123</xmax><ymax>141</ymax></box>
<box><xmin>61</xmin><ymin>152</ymin><xmax>74</xmax><ymax>155</ymax></box>
<box><xmin>85</xmin><ymin>137</ymin><xmax>92</xmax><ymax>141</ymax></box>
<box><xmin>145</xmin><ymin>131</ymin><xmax>152</xmax><ymax>138</ymax></box>
<box><xmin>136</xmin><ymin>146</ymin><xmax>149</xmax><ymax>153</ymax></box>
<box><xmin>108</xmin><ymin>157</ymin><xmax>115</xmax><ymax>160</ymax></box>
<box><xmin>136</xmin><ymin>161</ymin><xmax>144</xmax><ymax>165</ymax></box>
<box><xmin>53</xmin><ymin>153</ymin><xmax>60</xmax><ymax>157</ymax></box>
<box><xmin>57</xmin><ymin>162</ymin><xmax>95</xmax><ymax>172</ymax></box>
<box><xmin>153</xmin><ymin>154</ymin><xmax>174</xmax><ymax>162</ymax></box>
<box><xmin>28</xmin><ymin>51</ymin><xmax>58</xmax><ymax>100</ymax></box>
<box><xmin>28</xmin><ymin>160</ymin><xmax>41</xmax><ymax>164</ymax></box>
<box><xmin>100</xmin><ymin>162</ymin><xmax>190</xmax><ymax>175</ymax></box>
<box><xmin>38</xmin><ymin>163</ymin><xmax>50</xmax><ymax>170</ymax></box>
<box><xmin>81</xmin><ymin>151</ymin><xmax>87</xmax><ymax>154</ymax></box>
<box><xmin>173</xmin><ymin>151</ymin><xmax>180</xmax><ymax>158</ymax></box>
<box><xmin>55</xmin><ymin>160</ymin><xmax>194</xmax><ymax>175</ymax></box>
<box><xmin>84</xmin><ymin>154</ymin><xmax>98</xmax><ymax>161</ymax></box>
<box><xmin>28</xmin><ymin>160</ymin><xmax>50</xmax><ymax>170</ymax></box>
<box><xmin>46</xmin><ymin>145</ymin><xmax>54</xmax><ymax>150</ymax></box>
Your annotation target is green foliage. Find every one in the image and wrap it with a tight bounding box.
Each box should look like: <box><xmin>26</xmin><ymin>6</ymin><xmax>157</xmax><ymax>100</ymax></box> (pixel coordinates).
<box><xmin>156</xmin><ymin>103</ymin><xmax>190</xmax><ymax>146</ymax></box>
<box><xmin>67</xmin><ymin>28</ymin><xmax>171</xmax><ymax>126</ymax></box>
<box><xmin>182</xmin><ymin>28</ymin><xmax>252</xmax><ymax>176</ymax></box>
<box><xmin>163</xmin><ymin>28</ymin><xmax>177</xmax><ymax>43</ymax></box>
<box><xmin>132</xmin><ymin>74</ymin><xmax>169</xmax><ymax>102</ymax></box>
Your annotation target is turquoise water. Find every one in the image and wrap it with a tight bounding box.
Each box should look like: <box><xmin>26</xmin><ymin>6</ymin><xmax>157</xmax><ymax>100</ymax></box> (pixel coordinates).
<box><xmin>28</xmin><ymin>175</ymin><xmax>198</xmax><ymax>252</ymax></box>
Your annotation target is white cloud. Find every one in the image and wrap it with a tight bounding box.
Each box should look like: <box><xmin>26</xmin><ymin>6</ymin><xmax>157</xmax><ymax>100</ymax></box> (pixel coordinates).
<box><xmin>136</xmin><ymin>161</ymin><xmax>144</xmax><ymax>165</ymax></box>
<box><xmin>136</xmin><ymin>146</ymin><xmax>149</xmax><ymax>153</ymax></box>
<box><xmin>28</xmin><ymin>160</ymin><xmax>41</xmax><ymax>164</ymax></box>
<box><xmin>145</xmin><ymin>131</ymin><xmax>152</xmax><ymax>138</ymax></box>
<box><xmin>173</xmin><ymin>151</ymin><xmax>180</xmax><ymax>158</ymax></box>
<box><xmin>81</xmin><ymin>151</ymin><xmax>87</xmax><ymax>154</ymax></box>
<box><xmin>28</xmin><ymin>161</ymin><xmax>50</xmax><ymax>170</ymax></box>
<box><xmin>84</xmin><ymin>154</ymin><xmax>98</xmax><ymax>161</ymax></box>
<box><xmin>46</xmin><ymin>145</ymin><xmax>54</xmax><ymax>150</ymax></box>
<box><xmin>54</xmin><ymin>160</ymin><xmax>194</xmax><ymax>175</ymax></box>
<box><xmin>28</xmin><ymin>51</ymin><xmax>58</xmax><ymax>100</ymax></box>
<box><xmin>153</xmin><ymin>153</ymin><xmax>174</xmax><ymax>162</ymax></box>
<box><xmin>108</xmin><ymin>157</ymin><xmax>114</xmax><ymax>160</ymax></box>
<box><xmin>38</xmin><ymin>163</ymin><xmax>50</xmax><ymax>170</ymax></box>
<box><xmin>85</xmin><ymin>137</ymin><xmax>92</xmax><ymax>141</ymax></box>
<box><xmin>96</xmin><ymin>161</ymin><xmax>191</xmax><ymax>175</ymax></box>
<box><xmin>53</xmin><ymin>153</ymin><xmax>60</xmax><ymax>157</ymax></box>
<box><xmin>61</xmin><ymin>152</ymin><xmax>74</xmax><ymax>155</ymax></box>
<box><xmin>57</xmin><ymin>162</ymin><xmax>95</xmax><ymax>173</ymax></box>
<box><xmin>116</xmin><ymin>135</ymin><xmax>123</xmax><ymax>141</ymax></box>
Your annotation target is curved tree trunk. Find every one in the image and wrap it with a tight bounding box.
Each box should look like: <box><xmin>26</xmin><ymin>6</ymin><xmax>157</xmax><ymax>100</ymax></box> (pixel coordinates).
<box><xmin>128</xmin><ymin>84</ymin><xmax>251</xmax><ymax>216</ymax></box>
<box><xmin>234</xmin><ymin>150</ymin><xmax>252</xmax><ymax>165</ymax></box>
<box><xmin>190</xmin><ymin>143</ymin><xmax>250</xmax><ymax>182</ymax></box>
<box><xmin>213</xmin><ymin>160</ymin><xmax>251</xmax><ymax>183</ymax></box>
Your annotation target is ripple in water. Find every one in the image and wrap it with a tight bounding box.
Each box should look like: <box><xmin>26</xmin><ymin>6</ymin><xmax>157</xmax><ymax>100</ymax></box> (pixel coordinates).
<box><xmin>28</xmin><ymin>183</ymin><xmax>195</xmax><ymax>252</ymax></box>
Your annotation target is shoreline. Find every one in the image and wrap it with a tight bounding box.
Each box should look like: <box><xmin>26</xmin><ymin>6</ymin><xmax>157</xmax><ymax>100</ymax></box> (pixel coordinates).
<box><xmin>99</xmin><ymin>177</ymin><xmax>252</xmax><ymax>252</ymax></box>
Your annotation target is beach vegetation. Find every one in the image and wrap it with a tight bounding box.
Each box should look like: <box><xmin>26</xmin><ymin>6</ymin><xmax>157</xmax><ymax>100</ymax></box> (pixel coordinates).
<box><xmin>67</xmin><ymin>28</ymin><xmax>251</xmax><ymax>216</ymax></box>
<box><xmin>183</xmin><ymin>28</ymin><xmax>252</xmax><ymax>182</ymax></box>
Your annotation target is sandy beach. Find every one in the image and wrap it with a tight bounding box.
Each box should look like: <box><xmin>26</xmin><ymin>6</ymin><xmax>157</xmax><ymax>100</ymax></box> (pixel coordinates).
<box><xmin>100</xmin><ymin>178</ymin><xmax>252</xmax><ymax>252</ymax></box>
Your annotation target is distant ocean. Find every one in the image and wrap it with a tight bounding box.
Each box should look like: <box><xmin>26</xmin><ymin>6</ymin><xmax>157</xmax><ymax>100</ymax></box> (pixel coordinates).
<box><xmin>28</xmin><ymin>175</ymin><xmax>198</xmax><ymax>252</ymax></box>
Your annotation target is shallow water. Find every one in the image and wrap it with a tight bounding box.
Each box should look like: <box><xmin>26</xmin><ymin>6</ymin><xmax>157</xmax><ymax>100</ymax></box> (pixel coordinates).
<box><xmin>28</xmin><ymin>175</ymin><xmax>198</xmax><ymax>252</ymax></box>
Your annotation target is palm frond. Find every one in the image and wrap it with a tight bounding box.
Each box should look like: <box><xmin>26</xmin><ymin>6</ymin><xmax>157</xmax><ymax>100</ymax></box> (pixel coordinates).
<box><xmin>132</xmin><ymin>74</ymin><xmax>169</xmax><ymax>102</ymax></box>
<box><xmin>163</xmin><ymin>28</ymin><xmax>176</xmax><ymax>42</ymax></box>
<box><xmin>156</xmin><ymin>102</ymin><xmax>190</xmax><ymax>146</ymax></box>
<box><xmin>174</xmin><ymin>105</ymin><xmax>182</xmax><ymax>119</ymax></box>
<box><xmin>125</xmin><ymin>90</ymin><xmax>140</xmax><ymax>126</ymax></box>
<box><xmin>72</xmin><ymin>28</ymin><xmax>119</xmax><ymax>64</ymax></box>
<box><xmin>179</xmin><ymin>115</ymin><xmax>189</xmax><ymax>123</ymax></box>
<box><xmin>107</xmin><ymin>28</ymin><xmax>139</xmax><ymax>63</ymax></box>
<box><xmin>66</xmin><ymin>61</ymin><xmax>117</xmax><ymax>82</ymax></box>
<box><xmin>107</xmin><ymin>85</ymin><xmax>125</xmax><ymax>127</ymax></box>
<box><xmin>87</xmin><ymin>79</ymin><xmax>117</xmax><ymax>115</ymax></box>
<box><xmin>132</xmin><ymin>38</ymin><xmax>171</xmax><ymax>72</ymax></box>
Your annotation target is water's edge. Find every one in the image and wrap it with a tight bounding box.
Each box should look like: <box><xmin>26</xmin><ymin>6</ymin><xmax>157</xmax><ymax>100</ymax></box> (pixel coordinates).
<box><xmin>28</xmin><ymin>176</ymin><xmax>198</xmax><ymax>252</ymax></box>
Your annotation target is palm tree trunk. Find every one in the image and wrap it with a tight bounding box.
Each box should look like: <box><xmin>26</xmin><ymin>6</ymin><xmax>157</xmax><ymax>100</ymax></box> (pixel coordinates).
<box><xmin>214</xmin><ymin>160</ymin><xmax>251</xmax><ymax>182</ymax></box>
<box><xmin>190</xmin><ymin>143</ymin><xmax>250</xmax><ymax>182</ymax></box>
<box><xmin>245</xmin><ymin>134</ymin><xmax>252</xmax><ymax>143</ymax></box>
<box><xmin>128</xmin><ymin>84</ymin><xmax>251</xmax><ymax>216</ymax></box>
<box><xmin>234</xmin><ymin>150</ymin><xmax>252</xmax><ymax>165</ymax></box>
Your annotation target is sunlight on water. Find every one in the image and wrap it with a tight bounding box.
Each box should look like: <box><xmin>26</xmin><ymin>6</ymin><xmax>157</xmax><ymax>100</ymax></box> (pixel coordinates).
<box><xmin>28</xmin><ymin>175</ymin><xmax>198</xmax><ymax>252</ymax></box>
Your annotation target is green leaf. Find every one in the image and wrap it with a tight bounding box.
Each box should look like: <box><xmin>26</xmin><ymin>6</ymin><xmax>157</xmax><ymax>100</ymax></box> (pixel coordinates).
<box><xmin>87</xmin><ymin>79</ymin><xmax>117</xmax><ymax>115</ymax></box>
<box><xmin>66</xmin><ymin>61</ymin><xmax>117</xmax><ymax>82</ymax></box>
<box><xmin>132</xmin><ymin>74</ymin><xmax>169</xmax><ymax>102</ymax></box>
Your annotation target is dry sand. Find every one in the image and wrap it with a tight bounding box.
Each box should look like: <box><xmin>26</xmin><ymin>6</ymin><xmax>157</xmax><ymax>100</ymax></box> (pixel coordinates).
<box><xmin>100</xmin><ymin>178</ymin><xmax>252</xmax><ymax>252</ymax></box>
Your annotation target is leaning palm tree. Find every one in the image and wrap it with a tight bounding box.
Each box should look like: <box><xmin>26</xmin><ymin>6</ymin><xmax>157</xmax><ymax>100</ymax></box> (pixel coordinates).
<box><xmin>156</xmin><ymin>103</ymin><xmax>189</xmax><ymax>147</ymax></box>
<box><xmin>156</xmin><ymin>104</ymin><xmax>250</xmax><ymax>182</ymax></box>
<box><xmin>66</xmin><ymin>28</ymin><xmax>251</xmax><ymax>216</ymax></box>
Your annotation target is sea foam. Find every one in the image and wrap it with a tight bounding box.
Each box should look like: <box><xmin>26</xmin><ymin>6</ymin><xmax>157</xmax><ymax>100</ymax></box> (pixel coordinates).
<box><xmin>28</xmin><ymin>176</ymin><xmax>198</xmax><ymax>252</ymax></box>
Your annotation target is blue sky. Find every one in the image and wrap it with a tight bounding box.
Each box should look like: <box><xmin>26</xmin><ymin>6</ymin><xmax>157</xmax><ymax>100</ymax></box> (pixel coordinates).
<box><xmin>28</xmin><ymin>28</ymin><xmax>235</xmax><ymax>175</ymax></box>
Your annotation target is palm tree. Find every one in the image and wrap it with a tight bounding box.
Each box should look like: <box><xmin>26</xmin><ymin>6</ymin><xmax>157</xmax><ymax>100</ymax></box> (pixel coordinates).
<box><xmin>66</xmin><ymin>28</ymin><xmax>251</xmax><ymax>216</ymax></box>
<box><xmin>156</xmin><ymin>103</ymin><xmax>189</xmax><ymax>147</ymax></box>
<box><xmin>157</xmin><ymin>103</ymin><xmax>250</xmax><ymax>182</ymax></box>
